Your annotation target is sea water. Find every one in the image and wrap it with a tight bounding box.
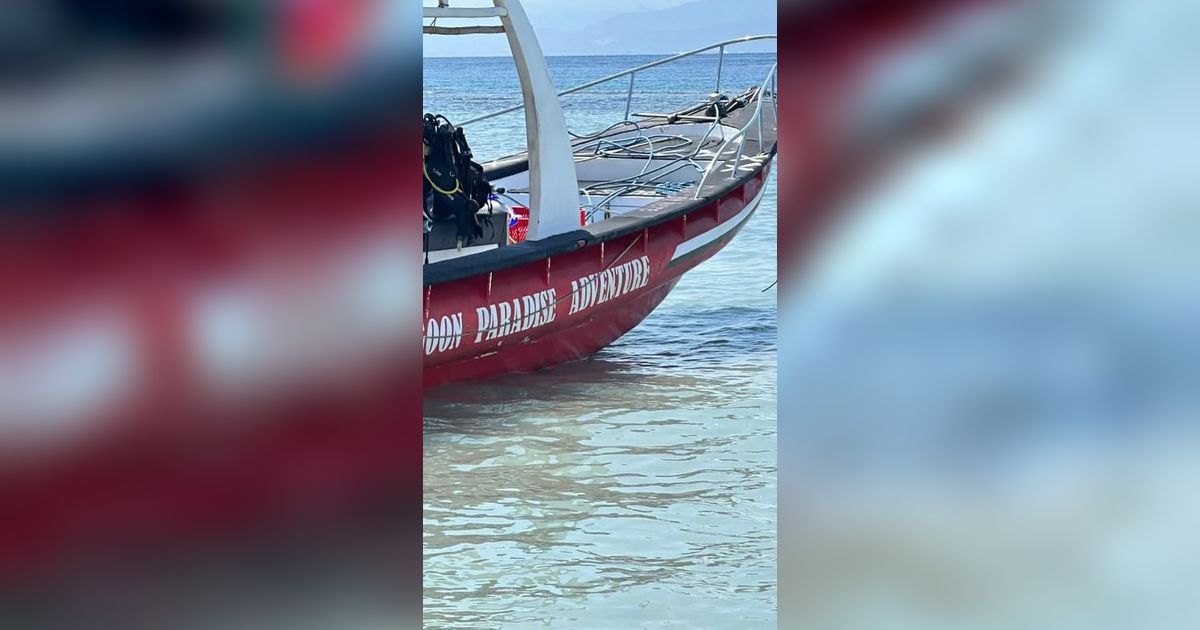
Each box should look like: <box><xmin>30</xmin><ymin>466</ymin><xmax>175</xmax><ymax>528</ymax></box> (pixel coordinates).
<box><xmin>423</xmin><ymin>53</ymin><xmax>779</xmax><ymax>628</ymax></box>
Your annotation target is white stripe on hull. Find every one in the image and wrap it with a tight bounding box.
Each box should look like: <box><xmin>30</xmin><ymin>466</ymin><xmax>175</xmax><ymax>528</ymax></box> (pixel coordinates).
<box><xmin>670</xmin><ymin>181</ymin><xmax>769</xmax><ymax>261</ymax></box>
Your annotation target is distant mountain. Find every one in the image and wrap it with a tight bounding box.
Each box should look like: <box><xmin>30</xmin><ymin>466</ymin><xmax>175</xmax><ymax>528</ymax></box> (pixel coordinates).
<box><xmin>423</xmin><ymin>0</ymin><xmax>777</xmax><ymax>57</ymax></box>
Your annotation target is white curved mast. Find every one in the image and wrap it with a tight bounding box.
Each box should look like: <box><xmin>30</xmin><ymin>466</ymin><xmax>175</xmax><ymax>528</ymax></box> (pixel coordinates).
<box><xmin>423</xmin><ymin>0</ymin><xmax>581</xmax><ymax>240</ymax></box>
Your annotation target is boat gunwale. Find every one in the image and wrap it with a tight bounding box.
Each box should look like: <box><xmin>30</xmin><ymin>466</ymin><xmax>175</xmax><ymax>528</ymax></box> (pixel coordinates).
<box><xmin>423</xmin><ymin>105</ymin><xmax>777</xmax><ymax>287</ymax></box>
<box><xmin>422</xmin><ymin>144</ymin><xmax>774</xmax><ymax>287</ymax></box>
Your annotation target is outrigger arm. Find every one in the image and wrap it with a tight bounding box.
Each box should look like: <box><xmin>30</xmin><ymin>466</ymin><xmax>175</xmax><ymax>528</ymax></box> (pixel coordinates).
<box><xmin>423</xmin><ymin>0</ymin><xmax>582</xmax><ymax>240</ymax></box>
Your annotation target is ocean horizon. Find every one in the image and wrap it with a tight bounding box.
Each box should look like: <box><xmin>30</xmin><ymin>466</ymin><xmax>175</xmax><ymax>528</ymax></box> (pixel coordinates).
<box><xmin>423</xmin><ymin>50</ymin><xmax>775</xmax><ymax>60</ymax></box>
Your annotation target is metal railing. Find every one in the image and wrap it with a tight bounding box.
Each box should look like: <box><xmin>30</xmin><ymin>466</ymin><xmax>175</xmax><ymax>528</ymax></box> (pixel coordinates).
<box><xmin>457</xmin><ymin>34</ymin><xmax>777</xmax><ymax>127</ymax></box>
<box><xmin>693</xmin><ymin>62</ymin><xmax>777</xmax><ymax>198</ymax></box>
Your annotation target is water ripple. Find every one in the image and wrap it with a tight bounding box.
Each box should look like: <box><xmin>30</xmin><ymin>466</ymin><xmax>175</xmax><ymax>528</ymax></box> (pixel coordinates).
<box><xmin>425</xmin><ymin>56</ymin><xmax>777</xmax><ymax>629</ymax></box>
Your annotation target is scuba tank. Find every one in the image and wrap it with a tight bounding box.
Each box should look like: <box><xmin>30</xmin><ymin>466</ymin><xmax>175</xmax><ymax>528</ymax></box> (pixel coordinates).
<box><xmin>422</xmin><ymin>113</ymin><xmax>493</xmax><ymax>250</ymax></box>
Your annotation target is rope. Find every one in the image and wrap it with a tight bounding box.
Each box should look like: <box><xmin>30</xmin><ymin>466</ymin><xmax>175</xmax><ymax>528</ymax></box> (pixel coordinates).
<box><xmin>569</xmin><ymin>89</ymin><xmax>760</xmax><ymax>217</ymax></box>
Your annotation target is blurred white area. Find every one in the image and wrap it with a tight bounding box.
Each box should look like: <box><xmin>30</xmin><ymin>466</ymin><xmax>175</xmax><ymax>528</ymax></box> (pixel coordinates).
<box><xmin>189</xmin><ymin>228</ymin><xmax>415</xmax><ymax>404</ymax></box>
<box><xmin>0</xmin><ymin>305</ymin><xmax>139</xmax><ymax>444</ymax></box>
<box><xmin>780</xmin><ymin>0</ymin><xmax>1200</xmax><ymax>627</ymax></box>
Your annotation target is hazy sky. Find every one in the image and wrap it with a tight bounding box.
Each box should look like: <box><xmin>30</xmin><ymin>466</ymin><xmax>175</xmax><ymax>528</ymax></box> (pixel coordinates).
<box><xmin>423</xmin><ymin>0</ymin><xmax>777</xmax><ymax>57</ymax></box>
<box><xmin>517</xmin><ymin>0</ymin><xmax>696</xmax><ymax>10</ymax></box>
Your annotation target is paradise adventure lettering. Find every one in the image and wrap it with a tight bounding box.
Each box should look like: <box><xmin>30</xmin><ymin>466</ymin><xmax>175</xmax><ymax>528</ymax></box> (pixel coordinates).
<box><xmin>424</xmin><ymin>255</ymin><xmax>653</xmax><ymax>356</ymax></box>
<box><xmin>474</xmin><ymin>288</ymin><xmax>557</xmax><ymax>343</ymax></box>
<box><xmin>569</xmin><ymin>256</ymin><xmax>650</xmax><ymax>315</ymax></box>
<box><xmin>424</xmin><ymin>288</ymin><xmax>557</xmax><ymax>356</ymax></box>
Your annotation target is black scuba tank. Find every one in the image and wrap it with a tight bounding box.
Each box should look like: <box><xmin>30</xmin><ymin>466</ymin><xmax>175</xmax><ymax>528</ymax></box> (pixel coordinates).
<box><xmin>422</xmin><ymin>113</ymin><xmax>492</xmax><ymax>248</ymax></box>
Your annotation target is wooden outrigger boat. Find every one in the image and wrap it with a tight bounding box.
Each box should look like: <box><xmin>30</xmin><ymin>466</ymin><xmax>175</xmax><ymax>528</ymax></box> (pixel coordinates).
<box><xmin>421</xmin><ymin>0</ymin><xmax>777</xmax><ymax>386</ymax></box>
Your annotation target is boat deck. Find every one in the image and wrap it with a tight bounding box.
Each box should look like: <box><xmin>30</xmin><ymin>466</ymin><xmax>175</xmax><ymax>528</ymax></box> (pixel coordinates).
<box><xmin>487</xmin><ymin>91</ymin><xmax>777</xmax><ymax>205</ymax></box>
<box><xmin>425</xmin><ymin>92</ymin><xmax>776</xmax><ymax>284</ymax></box>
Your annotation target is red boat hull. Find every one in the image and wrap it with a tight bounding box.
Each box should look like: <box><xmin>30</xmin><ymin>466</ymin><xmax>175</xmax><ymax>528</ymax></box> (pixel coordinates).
<box><xmin>423</xmin><ymin>164</ymin><xmax>771</xmax><ymax>387</ymax></box>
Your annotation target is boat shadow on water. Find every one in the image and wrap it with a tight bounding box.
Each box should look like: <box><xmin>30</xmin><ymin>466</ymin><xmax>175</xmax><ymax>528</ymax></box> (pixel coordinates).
<box><xmin>424</xmin><ymin>303</ymin><xmax>777</xmax><ymax>434</ymax></box>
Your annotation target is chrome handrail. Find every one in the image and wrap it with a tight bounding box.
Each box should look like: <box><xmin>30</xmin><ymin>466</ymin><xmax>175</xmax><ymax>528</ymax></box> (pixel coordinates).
<box><xmin>457</xmin><ymin>34</ymin><xmax>777</xmax><ymax>127</ymax></box>
<box><xmin>693</xmin><ymin>62</ymin><xmax>777</xmax><ymax>198</ymax></box>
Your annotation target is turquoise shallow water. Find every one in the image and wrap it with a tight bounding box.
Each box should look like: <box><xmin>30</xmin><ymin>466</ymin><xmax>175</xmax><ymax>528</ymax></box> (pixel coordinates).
<box><xmin>423</xmin><ymin>53</ymin><xmax>778</xmax><ymax>628</ymax></box>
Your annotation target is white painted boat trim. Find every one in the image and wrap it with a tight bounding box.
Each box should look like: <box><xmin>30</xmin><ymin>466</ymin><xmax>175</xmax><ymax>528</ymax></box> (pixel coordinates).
<box><xmin>671</xmin><ymin>181</ymin><xmax>768</xmax><ymax>261</ymax></box>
